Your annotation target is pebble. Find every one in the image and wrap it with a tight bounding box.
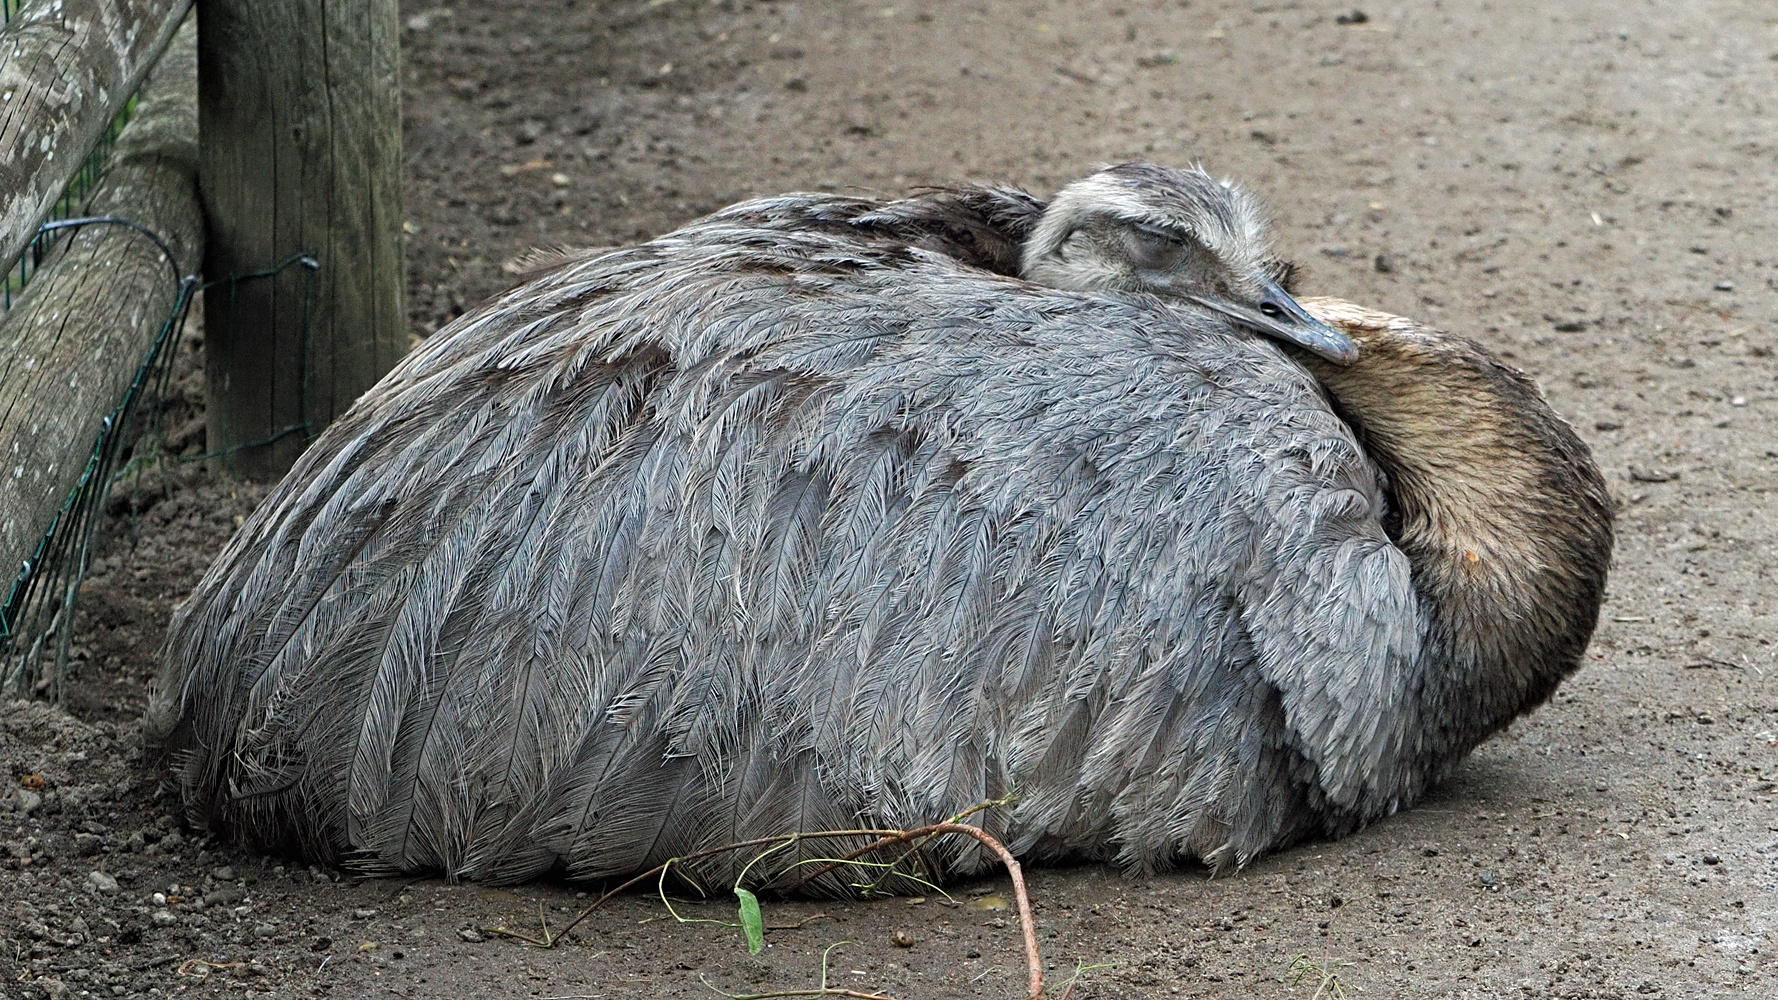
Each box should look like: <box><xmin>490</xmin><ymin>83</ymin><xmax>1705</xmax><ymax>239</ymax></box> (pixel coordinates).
<box><xmin>151</xmin><ymin>909</ymin><xmax>178</xmax><ymax>927</ymax></box>
<box><xmin>14</xmin><ymin>788</ymin><xmax>41</xmax><ymax>814</ymax></box>
<box><xmin>204</xmin><ymin>886</ymin><xmax>243</xmax><ymax>906</ymax></box>
<box><xmin>458</xmin><ymin>927</ymin><xmax>485</xmax><ymax>943</ymax></box>
<box><xmin>212</xmin><ymin>865</ymin><xmax>236</xmax><ymax>881</ymax></box>
<box><xmin>86</xmin><ymin>870</ymin><xmax>120</xmax><ymax>895</ymax></box>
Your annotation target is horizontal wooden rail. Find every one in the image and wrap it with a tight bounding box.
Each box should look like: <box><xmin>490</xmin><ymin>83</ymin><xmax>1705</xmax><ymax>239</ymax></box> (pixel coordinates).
<box><xmin>0</xmin><ymin>0</ymin><xmax>192</xmax><ymax>278</ymax></box>
<box><xmin>0</xmin><ymin>15</ymin><xmax>200</xmax><ymax>692</ymax></box>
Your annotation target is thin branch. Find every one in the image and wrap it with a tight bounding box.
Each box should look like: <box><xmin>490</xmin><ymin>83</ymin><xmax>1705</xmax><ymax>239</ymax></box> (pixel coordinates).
<box><xmin>488</xmin><ymin>819</ymin><xmax>1046</xmax><ymax>1000</ymax></box>
<box><xmin>782</xmin><ymin>797</ymin><xmax>1010</xmax><ymax>895</ymax></box>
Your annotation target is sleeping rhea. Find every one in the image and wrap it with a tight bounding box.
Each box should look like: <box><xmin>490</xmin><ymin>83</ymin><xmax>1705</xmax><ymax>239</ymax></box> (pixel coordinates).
<box><xmin>147</xmin><ymin>164</ymin><xmax>1612</xmax><ymax>890</ymax></box>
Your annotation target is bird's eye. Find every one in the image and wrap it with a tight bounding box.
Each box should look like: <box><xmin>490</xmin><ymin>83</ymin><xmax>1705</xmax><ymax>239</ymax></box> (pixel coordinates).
<box><xmin>1258</xmin><ymin>301</ymin><xmax>1285</xmax><ymax>318</ymax></box>
<box><xmin>1125</xmin><ymin>225</ymin><xmax>1185</xmax><ymax>273</ymax></box>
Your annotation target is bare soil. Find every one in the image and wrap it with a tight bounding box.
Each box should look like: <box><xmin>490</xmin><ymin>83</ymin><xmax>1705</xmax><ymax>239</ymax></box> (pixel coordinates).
<box><xmin>4</xmin><ymin>1</ymin><xmax>1777</xmax><ymax>998</ymax></box>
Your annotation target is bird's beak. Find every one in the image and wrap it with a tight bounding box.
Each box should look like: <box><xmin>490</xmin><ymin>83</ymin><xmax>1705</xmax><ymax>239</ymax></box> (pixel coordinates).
<box><xmin>1186</xmin><ymin>277</ymin><xmax>1359</xmax><ymax>365</ymax></box>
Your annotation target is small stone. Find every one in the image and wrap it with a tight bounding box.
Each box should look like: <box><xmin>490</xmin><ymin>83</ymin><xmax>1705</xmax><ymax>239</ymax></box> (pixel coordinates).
<box><xmin>891</xmin><ymin>929</ymin><xmax>915</xmax><ymax>947</ymax></box>
<box><xmin>458</xmin><ymin>927</ymin><xmax>485</xmax><ymax>943</ymax></box>
<box><xmin>14</xmin><ymin>788</ymin><xmax>41</xmax><ymax>814</ymax></box>
<box><xmin>87</xmin><ymin>870</ymin><xmax>120</xmax><ymax>895</ymax></box>
<box><xmin>37</xmin><ymin>978</ymin><xmax>71</xmax><ymax>1000</ymax></box>
<box><xmin>1703</xmin><ymin>853</ymin><xmax>1721</xmax><ymax>865</ymax></box>
<box><xmin>1714</xmin><ymin>281</ymin><xmax>1734</xmax><ymax>292</ymax></box>
<box><xmin>151</xmin><ymin>909</ymin><xmax>178</xmax><ymax>927</ymax></box>
<box><xmin>75</xmin><ymin>833</ymin><xmax>103</xmax><ymax>856</ymax></box>
<box><xmin>204</xmin><ymin>886</ymin><xmax>243</xmax><ymax>906</ymax></box>
<box><xmin>151</xmin><ymin>892</ymin><xmax>167</xmax><ymax>906</ymax></box>
<box><xmin>211</xmin><ymin>865</ymin><xmax>236</xmax><ymax>881</ymax></box>
<box><xmin>352</xmin><ymin>908</ymin><xmax>377</xmax><ymax>920</ymax></box>
<box><xmin>253</xmin><ymin>922</ymin><xmax>277</xmax><ymax>939</ymax></box>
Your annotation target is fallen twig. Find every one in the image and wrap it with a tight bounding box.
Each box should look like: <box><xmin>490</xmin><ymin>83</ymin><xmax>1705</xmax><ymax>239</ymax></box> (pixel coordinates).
<box><xmin>483</xmin><ymin>816</ymin><xmax>1051</xmax><ymax>999</ymax></box>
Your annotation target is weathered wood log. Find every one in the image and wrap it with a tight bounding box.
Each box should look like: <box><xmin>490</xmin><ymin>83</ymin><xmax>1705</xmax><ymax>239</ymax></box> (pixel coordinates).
<box><xmin>0</xmin><ymin>0</ymin><xmax>193</xmax><ymax>278</ymax></box>
<box><xmin>199</xmin><ymin>0</ymin><xmax>406</xmax><ymax>478</ymax></box>
<box><xmin>0</xmin><ymin>15</ymin><xmax>201</xmax><ymax>679</ymax></box>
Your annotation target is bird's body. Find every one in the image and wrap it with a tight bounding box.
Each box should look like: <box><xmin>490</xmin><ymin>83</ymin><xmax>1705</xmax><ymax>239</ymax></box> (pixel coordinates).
<box><xmin>148</xmin><ymin>170</ymin><xmax>1612</xmax><ymax>890</ymax></box>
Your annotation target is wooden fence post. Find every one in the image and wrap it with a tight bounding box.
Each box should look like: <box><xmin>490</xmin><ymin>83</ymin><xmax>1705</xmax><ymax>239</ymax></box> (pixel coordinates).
<box><xmin>197</xmin><ymin>0</ymin><xmax>404</xmax><ymax>478</ymax></box>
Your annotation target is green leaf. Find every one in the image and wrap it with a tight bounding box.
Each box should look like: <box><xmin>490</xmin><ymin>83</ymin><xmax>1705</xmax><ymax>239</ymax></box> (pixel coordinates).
<box><xmin>735</xmin><ymin>888</ymin><xmax>764</xmax><ymax>955</ymax></box>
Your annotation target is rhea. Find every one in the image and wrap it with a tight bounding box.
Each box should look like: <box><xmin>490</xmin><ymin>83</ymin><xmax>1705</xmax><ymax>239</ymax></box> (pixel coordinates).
<box><xmin>148</xmin><ymin>164</ymin><xmax>1612</xmax><ymax>890</ymax></box>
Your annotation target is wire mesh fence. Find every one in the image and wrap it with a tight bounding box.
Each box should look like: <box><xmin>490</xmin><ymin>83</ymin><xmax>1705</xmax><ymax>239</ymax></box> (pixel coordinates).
<box><xmin>0</xmin><ymin>259</ymin><xmax>198</xmax><ymax>698</ymax></box>
<box><xmin>0</xmin><ymin>231</ymin><xmax>320</xmax><ymax>695</ymax></box>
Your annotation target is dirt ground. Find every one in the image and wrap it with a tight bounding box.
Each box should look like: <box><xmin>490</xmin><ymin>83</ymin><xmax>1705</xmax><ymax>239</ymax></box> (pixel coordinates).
<box><xmin>4</xmin><ymin>0</ymin><xmax>1777</xmax><ymax>997</ymax></box>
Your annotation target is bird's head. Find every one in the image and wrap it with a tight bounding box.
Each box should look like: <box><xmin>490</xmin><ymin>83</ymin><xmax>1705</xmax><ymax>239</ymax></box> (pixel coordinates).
<box><xmin>1020</xmin><ymin>163</ymin><xmax>1357</xmax><ymax>364</ymax></box>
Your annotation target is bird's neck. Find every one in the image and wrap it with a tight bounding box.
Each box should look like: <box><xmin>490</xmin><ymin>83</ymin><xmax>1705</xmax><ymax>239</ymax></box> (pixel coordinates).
<box><xmin>1297</xmin><ymin>298</ymin><xmax>1614</xmax><ymax>741</ymax></box>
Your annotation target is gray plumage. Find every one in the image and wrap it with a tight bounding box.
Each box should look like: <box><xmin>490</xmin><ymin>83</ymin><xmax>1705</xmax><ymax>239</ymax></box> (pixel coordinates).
<box><xmin>146</xmin><ymin>165</ymin><xmax>1612</xmax><ymax>891</ymax></box>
